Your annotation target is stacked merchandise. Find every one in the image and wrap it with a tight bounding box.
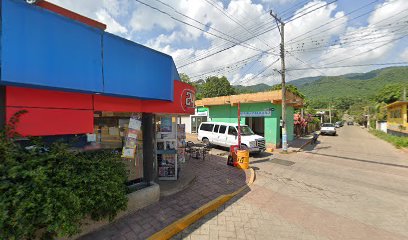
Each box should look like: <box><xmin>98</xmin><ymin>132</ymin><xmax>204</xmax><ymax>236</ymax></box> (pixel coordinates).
<box><xmin>177</xmin><ymin>124</ymin><xmax>186</xmax><ymax>163</ymax></box>
<box><xmin>157</xmin><ymin>116</ymin><xmax>178</xmax><ymax>180</ymax></box>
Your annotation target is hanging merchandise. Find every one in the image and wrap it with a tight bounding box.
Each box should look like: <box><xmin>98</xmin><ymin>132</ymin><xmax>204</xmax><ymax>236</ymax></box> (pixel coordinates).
<box><xmin>122</xmin><ymin>115</ymin><xmax>142</xmax><ymax>159</ymax></box>
<box><xmin>160</xmin><ymin>116</ymin><xmax>173</xmax><ymax>132</ymax></box>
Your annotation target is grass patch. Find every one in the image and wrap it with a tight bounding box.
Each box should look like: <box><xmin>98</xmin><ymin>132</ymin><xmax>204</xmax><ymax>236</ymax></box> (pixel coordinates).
<box><xmin>369</xmin><ymin>129</ymin><xmax>408</xmax><ymax>149</ymax></box>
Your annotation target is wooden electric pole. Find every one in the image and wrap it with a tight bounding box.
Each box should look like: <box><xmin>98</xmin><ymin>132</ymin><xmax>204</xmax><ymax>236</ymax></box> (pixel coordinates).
<box><xmin>270</xmin><ymin>11</ymin><xmax>287</xmax><ymax>152</ymax></box>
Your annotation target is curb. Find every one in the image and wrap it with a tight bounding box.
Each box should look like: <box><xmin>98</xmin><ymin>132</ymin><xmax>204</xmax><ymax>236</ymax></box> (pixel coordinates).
<box><xmin>148</xmin><ymin>168</ymin><xmax>256</xmax><ymax>240</ymax></box>
<box><xmin>298</xmin><ymin>138</ymin><xmax>313</xmax><ymax>152</ymax></box>
<box><xmin>160</xmin><ymin>176</ymin><xmax>197</xmax><ymax>197</ymax></box>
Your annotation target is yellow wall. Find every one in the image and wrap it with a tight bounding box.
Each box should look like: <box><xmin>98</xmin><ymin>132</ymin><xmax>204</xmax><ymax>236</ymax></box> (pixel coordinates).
<box><xmin>387</xmin><ymin>103</ymin><xmax>408</xmax><ymax>134</ymax></box>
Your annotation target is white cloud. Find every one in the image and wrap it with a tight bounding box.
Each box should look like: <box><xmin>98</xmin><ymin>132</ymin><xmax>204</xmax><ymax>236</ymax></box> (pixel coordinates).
<box><xmin>47</xmin><ymin>0</ymin><xmax>129</xmax><ymax>36</ymax></box>
<box><xmin>400</xmin><ymin>48</ymin><xmax>408</xmax><ymax>61</ymax></box>
<box><xmin>95</xmin><ymin>9</ymin><xmax>128</xmax><ymax>35</ymax></box>
<box><xmin>260</xmin><ymin>0</ymin><xmax>297</xmax><ymax>5</ymax></box>
<box><xmin>46</xmin><ymin>0</ymin><xmax>408</xmax><ymax>86</ymax></box>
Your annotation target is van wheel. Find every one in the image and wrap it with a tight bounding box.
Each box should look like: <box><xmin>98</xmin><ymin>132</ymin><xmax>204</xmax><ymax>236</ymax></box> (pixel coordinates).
<box><xmin>202</xmin><ymin>138</ymin><xmax>210</xmax><ymax>146</ymax></box>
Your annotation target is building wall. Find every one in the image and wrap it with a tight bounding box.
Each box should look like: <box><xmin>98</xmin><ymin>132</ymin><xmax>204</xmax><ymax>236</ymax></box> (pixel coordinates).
<box><xmin>180</xmin><ymin>116</ymin><xmax>192</xmax><ymax>134</ymax></box>
<box><xmin>207</xmin><ymin>103</ymin><xmax>295</xmax><ymax>145</ymax></box>
<box><xmin>387</xmin><ymin>104</ymin><xmax>408</xmax><ymax>135</ymax></box>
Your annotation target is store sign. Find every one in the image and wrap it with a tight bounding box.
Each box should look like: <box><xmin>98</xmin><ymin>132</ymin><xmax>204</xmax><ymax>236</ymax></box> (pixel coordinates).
<box><xmin>181</xmin><ymin>89</ymin><xmax>195</xmax><ymax>112</ymax></box>
<box><xmin>241</xmin><ymin>111</ymin><xmax>272</xmax><ymax>117</ymax></box>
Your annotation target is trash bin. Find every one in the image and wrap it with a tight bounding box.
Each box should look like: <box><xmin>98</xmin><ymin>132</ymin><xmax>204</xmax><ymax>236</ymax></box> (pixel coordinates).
<box><xmin>236</xmin><ymin>149</ymin><xmax>250</xmax><ymax>169</ymax></box>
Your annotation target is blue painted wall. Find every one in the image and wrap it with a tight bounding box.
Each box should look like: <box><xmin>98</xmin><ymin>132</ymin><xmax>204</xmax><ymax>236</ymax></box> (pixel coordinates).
<box><xmin>103</xmin><ymin>33</ymin><xmax>173</xmax><ymax>101</ymax></box>
<box><xmin>1</xmin><ymin>0</ymin><xmax>103</xmax><ymax>92</ymax></box>
<box><xmin>0</xmin><ymin>0</ymin><xmax>179</xmax><ymax>101</ymax></box>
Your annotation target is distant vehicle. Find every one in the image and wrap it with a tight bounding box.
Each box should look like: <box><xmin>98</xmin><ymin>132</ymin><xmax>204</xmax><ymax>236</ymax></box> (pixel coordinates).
<box><xmin>320</xmin><ymin>123</ymin><xmax>336</xmax><ymax>136</ymax></box>
<box><xmin>347</xmin><ymin>121</ymin><xmax>354</xmax><ymax>126</ymax></box>
<box><xmin>335</xmin><ymin>121</ymin><xmax>342</xmax><ymax>128</ymax></box>
<box><xmin>197</xmin><ymin>122</ymin><xmax>266</xmax><ymax>153</ymax></box>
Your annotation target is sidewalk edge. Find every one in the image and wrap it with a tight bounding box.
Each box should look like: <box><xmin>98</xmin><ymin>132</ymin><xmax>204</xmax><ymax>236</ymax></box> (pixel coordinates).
<box><xmin>148</xmin><ymin>168</ymin><xmax>256</xmax><ymax>240</ymax></box>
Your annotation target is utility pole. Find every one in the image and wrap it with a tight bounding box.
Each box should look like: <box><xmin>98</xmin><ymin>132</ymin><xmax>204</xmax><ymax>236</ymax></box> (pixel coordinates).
<box><xmin>367</xmin><ymin>106</ymin><xmax>370</xmax><ymax>129</ymax></box>
<box><xmin>270</xmin><ymin>11</ymin><xmax>287</xmax><ymax>152</ymax></box>
<box><xmin>329</xmin><ymin>105</ymin><xmax>332</xmax><ymax>123</ymax></box>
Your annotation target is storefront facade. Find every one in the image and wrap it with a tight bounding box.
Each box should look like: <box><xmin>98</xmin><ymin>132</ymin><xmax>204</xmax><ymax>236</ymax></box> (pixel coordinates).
<box><xmin>196</xmin><ymin>91</ymin><xmax>303</xmax><ymax>148</ymax></box>
<box><xmin>0</xmin><ymin>0</ymin><xmax>195</xmax><ymax>184</ymax></box>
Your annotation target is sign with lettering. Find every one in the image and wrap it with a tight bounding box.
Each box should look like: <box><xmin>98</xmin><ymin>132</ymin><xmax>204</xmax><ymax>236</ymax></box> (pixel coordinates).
<box><xmin>240</xmin><ymin>111</ymin><xmax>272</xmax><ymax>117</ymax></box>
<box><xmin>181</xmin><ymin>89</ymin><xmax>195</xmax><ymax>112</ymax></box>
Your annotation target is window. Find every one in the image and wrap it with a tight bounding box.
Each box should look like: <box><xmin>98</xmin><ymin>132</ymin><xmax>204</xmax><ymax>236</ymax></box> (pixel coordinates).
<box><xmin>239</xmin><ymin>126</ymin><xmax>255</xmax><ymax>136</ymax></box>
<box><xmin>200</xmin><ymin>123</ymin><xmax>214</xmax><ymax>132</ymax></box>
<box><xmin>228</xmin><ymin>126</ymin><xmax>237</xmax><ymax>136</ymax></box>
<box><xmin>213</xmin><ymin>125</ymin><xmax>219</xmax><ymax>133</ymax></box>
<box><xmin>219</xmin><ymin>125</ymin><xmax>227</xmax><ymax>134</ymax></box>
<box><xmin>391</xmin><ymin>109</ymin><xmax>401</xmax><ymax>119</ymax></box>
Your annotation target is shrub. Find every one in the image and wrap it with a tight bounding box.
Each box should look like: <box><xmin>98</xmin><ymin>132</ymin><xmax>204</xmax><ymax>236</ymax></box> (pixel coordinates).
<box><xmin>369</xmin><ymin>129</ymin><xmax>408</xmax><ymax>149</ymax></box>
<box><xmin>0</xmin><ymin>113</ymin><xmax>128</xmax><ymax>239</ymax></box>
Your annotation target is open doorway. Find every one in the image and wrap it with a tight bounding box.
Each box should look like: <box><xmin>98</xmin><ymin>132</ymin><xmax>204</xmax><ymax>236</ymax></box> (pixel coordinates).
<box><xmin>245</xmin><ymin>117</ymin><xmax>265</xmax><ymax>136</ymax></box>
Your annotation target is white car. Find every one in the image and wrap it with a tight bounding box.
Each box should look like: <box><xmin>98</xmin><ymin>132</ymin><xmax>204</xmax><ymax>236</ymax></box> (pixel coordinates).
<box><xmin>320</xmin><ymin>123</ymin><xmax>336</xmax><ymax>136</ymax></box>
<box><xmin>197</xmin><ymin>122</ymin><xmax>266</xmax><ymax>153</ymax></box>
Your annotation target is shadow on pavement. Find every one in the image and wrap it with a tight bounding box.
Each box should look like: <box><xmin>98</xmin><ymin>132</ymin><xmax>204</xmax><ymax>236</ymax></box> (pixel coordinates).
<box><xmin>305</xmin><ymin>152</ymin><xmax>408</xmax><ymax>169</ymax></box>
<box><xmin>79</xmin><ymin>154</ymin><xmax>249</xmax><ymax>240</ymax></box>
<box><xmin>171</xmin><ymin>185</ymin><xmax>252</xmax><ymax>240</ymax></box>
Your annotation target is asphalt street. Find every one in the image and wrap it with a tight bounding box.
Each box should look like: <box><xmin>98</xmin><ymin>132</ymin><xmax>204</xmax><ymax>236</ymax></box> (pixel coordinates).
<box><xmin>175</xmin><ymin>125</ymin><xmax>408</xmax><ymax>240</ymax></box>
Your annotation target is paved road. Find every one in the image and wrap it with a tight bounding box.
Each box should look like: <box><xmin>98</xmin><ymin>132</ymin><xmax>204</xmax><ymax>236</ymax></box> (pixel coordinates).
<box><xmin>174</xmin><ymin>126</ymin><xmax>408</xmax><ymax>240</ymax></box>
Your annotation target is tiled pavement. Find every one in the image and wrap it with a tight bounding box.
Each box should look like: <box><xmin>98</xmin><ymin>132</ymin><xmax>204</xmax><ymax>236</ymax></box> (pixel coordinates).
<box><xmin>174</xmin><ymin>127</ymin><xmax>408</xmax><ymax>240</ymax></box>
<box><xmin>78</xmin><ymin>154</ymin><xmax>250</xmax><ymax>240</ymax></box>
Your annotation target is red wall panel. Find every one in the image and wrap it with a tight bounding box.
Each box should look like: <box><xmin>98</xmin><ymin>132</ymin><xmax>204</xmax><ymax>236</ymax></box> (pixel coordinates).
<box><xmin>6</xmin><ymin>86</ymin><xmax>93</xmax><ymax>109</ymax></box>
<box><xmin>36</xmin><ymin>1</ymin><xmax>107</xmax><ymax>30</ymax></box>
<box><xmin>142</xmin><ymin>81</ymin><xmax>195</xmax><ymax>114</ymax></box>
<box><xmin>6</xmin><ymin>107</ymin><xmax>94</xmax><ymax>136</ymax></box>
<box><xmin>93</xmin><ymin>95</ymin><xmax>142</xmax><ymax>112</ymax></box>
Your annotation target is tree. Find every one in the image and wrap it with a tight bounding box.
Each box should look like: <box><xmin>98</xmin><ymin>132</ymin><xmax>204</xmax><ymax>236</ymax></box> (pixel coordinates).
<box><xmin>180</xmin><ymin>73</ymin><xmax>192</xmax><ymax>84</ymax></box>
<box><xmin>270</xmin><ymin>84</ymin><xmax>305</xmax><ymax>99</ymax></box>
<box><xmin>201</xmin><ymin>76</ymin><xmax>235</xmax><ymax>98</ymax></box>
<box><xmin>374</xmin><ymin>84</ymin><xmax>408</xmax><ymax>104</ymax></box>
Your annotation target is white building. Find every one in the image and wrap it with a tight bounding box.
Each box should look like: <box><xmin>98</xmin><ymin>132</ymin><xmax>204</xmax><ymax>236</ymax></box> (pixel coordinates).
<box><xmin>180</xmin><ymin>107</ymin><xmax>209</xmax><ymax>134</ymax></box>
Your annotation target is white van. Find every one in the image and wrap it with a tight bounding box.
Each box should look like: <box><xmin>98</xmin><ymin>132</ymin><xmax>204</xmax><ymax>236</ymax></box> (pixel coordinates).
<box><xmin>197</xmin><ymin>122</ymin><xmax>266</xmax><ymax>153</ymax></box>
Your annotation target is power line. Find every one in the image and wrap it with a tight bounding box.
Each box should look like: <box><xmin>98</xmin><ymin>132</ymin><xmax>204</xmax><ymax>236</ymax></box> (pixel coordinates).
<box><xmin>134</xmin><ymin>0</ymin><xmax>271</xmax><ymax>54</ymax></box>
<box><xmin>285</xmin><ymin>0</ymin><xmax>338</xmax><ymax>23</ymax></box>
<box><xmin>322</xmin><ymin>33</ymin><xmax>408</xmax><ymax>66</ymax></box>
<box><xmin>204</xmin><ymin>0</ymin><xmax>272</xmax><ymax>48</ymax></box>
<box><xmin>287</xmin><ymin>62</ymin><xmax>408</xmax><ymax>71</ymax></box>
<box><xmin>180</xmin><ymin>0</ymin><xmax>338</xmax><ymax>68</ymax></box>
<box><xmin>286</xmin><ymin>0</ymin><xmax>382</xmax><ymax>45</ymax></box>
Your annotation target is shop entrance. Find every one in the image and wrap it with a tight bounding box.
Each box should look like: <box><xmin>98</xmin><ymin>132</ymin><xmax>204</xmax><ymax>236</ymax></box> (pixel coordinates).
<box><xmin>191</xmin><ymin>116</ymin><xmax>207</xmax><ymax>133</ymax></box>
<box><xmin>245</xmin><ymin>117</ymin><xmax>265</xmax><ymax>136</ymax></box>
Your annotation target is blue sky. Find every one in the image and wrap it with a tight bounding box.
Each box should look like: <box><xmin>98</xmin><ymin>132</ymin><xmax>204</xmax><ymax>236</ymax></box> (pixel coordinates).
<box><xmin>48</xmin><ymin>0</ymin><xmax>408</xmax><ymax>85</ymax></box>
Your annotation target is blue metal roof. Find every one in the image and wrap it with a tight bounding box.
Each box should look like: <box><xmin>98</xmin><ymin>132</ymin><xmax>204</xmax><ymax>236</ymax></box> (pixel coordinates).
<box><xmin>0</xmin><ymin>0</ymin><xmax>180</xmax><ymax>101</ymax></box>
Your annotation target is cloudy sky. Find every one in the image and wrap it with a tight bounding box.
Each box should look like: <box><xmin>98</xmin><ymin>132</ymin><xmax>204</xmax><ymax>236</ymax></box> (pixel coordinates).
<box><xmin>48</xmin><ymin>0</ymin><xmax>408</xmax><ymax>85</ymax></box>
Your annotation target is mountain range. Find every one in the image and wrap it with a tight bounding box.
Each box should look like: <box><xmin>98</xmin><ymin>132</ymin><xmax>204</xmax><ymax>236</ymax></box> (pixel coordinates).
<box><xmin>233</xmin><ymin>66</ymin><xmax>408</xmax><ymax>101</ymax></box>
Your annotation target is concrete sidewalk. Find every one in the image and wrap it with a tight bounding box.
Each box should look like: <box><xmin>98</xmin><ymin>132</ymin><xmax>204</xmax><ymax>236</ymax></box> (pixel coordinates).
<box><xmin>285</xmin><ymin>135</ymin><xmax>314</xmax><ymax>152</ymax></box>
<box><xmin>78</xmin><ymin>154</ymin><xmax>251</xmax><ymax>240</ymax></box>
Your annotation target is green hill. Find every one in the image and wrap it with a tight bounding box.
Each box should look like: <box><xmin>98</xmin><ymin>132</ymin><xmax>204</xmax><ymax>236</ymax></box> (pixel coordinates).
<box><xmin>233</xmin><ymin>66</ymin><xmax>408</xmax><ymax>102</ymax></box>
<box><xmin>291</xmin><ymin>66</ymin><xmax>408</xmax><ymax>101</ymax></box>
<box><xmin>233</xmin><ymin>83</ymin><xmax>271</xmax><ymax>93</ymax></box>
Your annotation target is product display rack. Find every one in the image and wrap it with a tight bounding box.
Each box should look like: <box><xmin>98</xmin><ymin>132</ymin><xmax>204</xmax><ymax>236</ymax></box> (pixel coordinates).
<box><xmin>157</xmin><ymin>116</ymin><xmax>178</xmax><ymax>181</ymax></box>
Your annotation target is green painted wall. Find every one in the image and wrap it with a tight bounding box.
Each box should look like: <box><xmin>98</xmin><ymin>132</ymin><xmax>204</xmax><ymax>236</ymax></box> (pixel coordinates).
<box><xmin>207</xmin><ymin>102</ymin><xmax>295</xmax><ymax>145</ymax></box>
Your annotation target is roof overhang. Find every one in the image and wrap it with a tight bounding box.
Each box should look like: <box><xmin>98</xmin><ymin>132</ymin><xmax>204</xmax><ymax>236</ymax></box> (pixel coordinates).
<box><xmin>196</xmin><ymin>90</ymin><xmax>304</xmax><ymax>108</ymax></box>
